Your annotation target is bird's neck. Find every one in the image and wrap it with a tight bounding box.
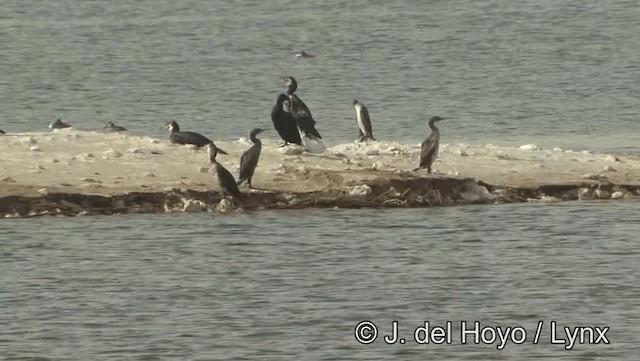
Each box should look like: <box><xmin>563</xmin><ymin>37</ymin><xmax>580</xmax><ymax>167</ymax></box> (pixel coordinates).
<box><xmin>286</xmin><ymin>83</ymin><xmax>297</xmax><ymax>95</ymax></box>
<box><xmin>428</xmin><ymin>121</ymin><xmax>439</xmax><ymax>132</ymax></box>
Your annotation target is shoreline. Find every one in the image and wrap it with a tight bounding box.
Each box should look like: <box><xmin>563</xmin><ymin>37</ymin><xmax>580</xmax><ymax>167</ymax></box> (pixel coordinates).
<box><xmin>2</xmin><ymin>130</ymin><xmax>640</xmax><ymax>217</ymax></box>
<box><xmin>2</xmin><ymin>171</ymin><xmax>638</xmax><ymax>218</ymax></box>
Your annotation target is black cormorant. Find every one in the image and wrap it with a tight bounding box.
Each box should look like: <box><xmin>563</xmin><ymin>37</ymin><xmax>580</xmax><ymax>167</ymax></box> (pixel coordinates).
<box><xmin>207</xmin><ymin>143</ymin><xmax>242</xmax><ymax>202</ymax></box>
<box><xmin>295</xmin><ymin>51</ymin><xmax>315</xmax><ymax>59</ymax></box>
<box><xmin>271</xmin><ymin>94</ymin><xmax>302</xmax><ymax>146</ymax></box>
<box><xmin>415</xmin><ymin>116</ymin><xmax>446</xmax><ymax>173</ymax></box>
<box><xmin>49</xmin><ymin>118</ymin><xmax>71</xmax><ymax>129</ymax></box>
<box><xmin>237</xmin><ymin>128</ymin><xmax>265</xmax><ymax>188</ymax></box>
<box><xmin>104</xmin><ymin>121</ymin><xmax>127</xmax><ymax>132</ymax></box>
<box><xmin>164</xmin><ymin>120</ymin><xmax>228</xmax><ymax>154</ymax></box>
<box><xmin>352</xmin><ymin>100</ymin><xmax>375</xmax><ymax>142</ymax></box>
<box><xmin>282</xmin><ymin>76</ymin><xmax>322</xmax><ymax>139</ymax></box>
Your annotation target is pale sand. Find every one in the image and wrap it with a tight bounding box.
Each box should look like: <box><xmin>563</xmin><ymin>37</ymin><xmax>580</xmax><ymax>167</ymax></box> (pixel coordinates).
<box><xmin>1</xmin><ymin>129</ymin><xmax>638</xmax><ymax>197</ymax></box>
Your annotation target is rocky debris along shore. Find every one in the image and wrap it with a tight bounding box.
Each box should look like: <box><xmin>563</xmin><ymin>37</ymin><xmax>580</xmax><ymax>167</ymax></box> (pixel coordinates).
<box><xmin>1</xmin><ymin>171</ymin><xmax>639</xmax><ymax>218</ymax></box>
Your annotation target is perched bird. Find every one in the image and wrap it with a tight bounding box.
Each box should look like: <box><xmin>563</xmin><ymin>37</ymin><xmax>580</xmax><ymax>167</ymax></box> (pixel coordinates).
<box><xmin>271</xmin><ymin>93</ymin><xmax>302</xmax><ymax>146</ymax></box>
<box><xmin>295</xmin><ymin>50</ymin><xmax>315</xmax><ymax>59</ymax></box>
<box><xmin>415</xmin><ymin>116</ymin><xmax>446</xmax><ymax>173</ymax></box>
<box><xmin>103</xmin><ymin>121</ymin><xmax>127</xmax><ymax>132</ymax></box>
<box><xmin>282</xmin><ymin>76</ymin><xmax>322</xmax><ymax>139</ymax></box>
<box><xmin>237</xmin><ymin>128</ymin><xmax>266</xmax><ymax>188</ymax></box>
<box><xmin>207</xmin><ymin>143</ymin><xmax>242</xmax><ymax>202</ymax></box>
<box><xmin>49</xmin><ymin>118</ymin><xmax>71</xmax><ymax>129</ymax></box>
<box><xmin>164</xmin><ymin>120</ymin><xmax>228</xmax><ymax>154</ymax></box>
<box><xmin>0</xmin><ymin>129</ymin><xmax>5</xmax><ymax>134</ymax></box>
<box><xmin>352</xmin><ymin>100</ymin><xmax>375</xmax><ymax>142</ymax></box>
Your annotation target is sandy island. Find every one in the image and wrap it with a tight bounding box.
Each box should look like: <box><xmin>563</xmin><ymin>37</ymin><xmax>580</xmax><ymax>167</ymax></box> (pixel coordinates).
<box><xmin>1</xmin><ymin>129</ymin><xmax>639</xmax><ymax>217</ymax></box>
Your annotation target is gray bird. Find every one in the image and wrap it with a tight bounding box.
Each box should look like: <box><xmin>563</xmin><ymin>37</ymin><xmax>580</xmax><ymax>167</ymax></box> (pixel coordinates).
<box><xmin>414</xmin><ymin>116</ymin><xmax>447</xmax><ymax>173</ymax></box>
<box><xmin>104</xmin><ymin>121</ymin><xmax>127</xmax><ymax>132</ymax></box>
<box><xmin>237</xmin><ymin>128</ymin><xmax>266</xmax><ymax>188</ymax></box>
<box><xmin>165</xmin><ymin>120</ymin><xmax>228</xmax><ymax>154</ymax></box>
<box><xmin>352</xmin><ymin>99</ymin><xmax>375</xmax><ymax>142</ymax></box>
<box><xmin>207</xmin><ymin>143</ymin><xmax>243</xmax><ymax>202</ymax></box>
<box><xmin>49</xmin><ymin>118</ymin><xmax>71</xmax><ymax>129</ymax></box>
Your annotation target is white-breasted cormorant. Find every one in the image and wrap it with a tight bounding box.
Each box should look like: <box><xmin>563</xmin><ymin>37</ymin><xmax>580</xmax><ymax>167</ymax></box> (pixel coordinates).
<box><xmin>164</xmin><ymin>120</ymin><xmax>228</xmax><ymax>154</ymax></box>
<box><xmin>207</xmin><ymin>143</ymin><xmax>242</xmax><ymax>202</ymax></box>
<box><xmin>237</xmin><ymin>128</ymin><xmax>265</xmax><ymax>188</ymax></box>
<box><xmin>271</xmin><ymin>93</ymin><xmax>302</xmax><ymax>146</ymax></box>
<box><xmin>104</xmin><ymin>121</ymin><xmax>127</xmax><ymax>132</ymax></box>
<box><xmin>415</xmin><ymin>116</ymin><xmax>446</xmax><ymax>173</ymax></box>
<box><xmin>352</xmin><ymin>100</ymin><xmax>375</xmax><ymax>142</ymax></box>
<box><xmin>282</xmin><ymin>76</ymin><xmax>322</xmax><ymax>140</ymax></box>
<box><xmin>49</xmin><ymin>118</ymin><xmax>71</xmax><ymax>129</ymax></box>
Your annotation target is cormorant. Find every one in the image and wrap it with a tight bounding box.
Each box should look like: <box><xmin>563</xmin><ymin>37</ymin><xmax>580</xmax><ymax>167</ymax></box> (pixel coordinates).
<box><xmin>104</xmin><ymin>121</ymin><xmax>127</xmax><ymax>132</ymax></box>
<box><xmin>164</xmin><ymin>120</ymin><xmax>228</xmax><ymax>154</ymax></box>
<box><xmin>295</xmin><ymin>51</ymin><xmax>315</xmax><ymax>59</ymax></box>
<box><xmin>207</xmin><ymin>143</ymin><xmax>242</xmax><ymax>202</ymax></box>
<box><xmin>0</xmin><ymin>129</ymin><xmax>5</xmax><ymax>134</ymax></box>
<box><xmin>282</xmin><ymin>76</ymin><xmax>322</xmax><ymax>139</ymax></box>
<box><xmin>271</xmin><ymin>93</ymin><xmax>302</xmax><ymax>146</ymax></box>
<box><xmin>237</xmin><ymin>128</ymin><xmax>265</xmax><ymax>188</ymax></box>
<box><xmin>415</xmin><ymin>116</ymin><xmax>446</xmax><ymax>173</ymax></box>
<box><xmin>49</xmin><ymin>118</ymin><xmax>71</xmax><ymax>129</ymax></box>
<box><xmin>352</xmin><ymin>100</ymin><xmax>375</xmax><ymax>142</ymax></box>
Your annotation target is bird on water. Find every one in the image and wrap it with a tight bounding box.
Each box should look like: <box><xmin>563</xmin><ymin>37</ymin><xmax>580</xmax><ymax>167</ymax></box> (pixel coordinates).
<box><xmin>237</xmin><ymin>128</ymin><xmax>266</xmax><ymax>188</ymax></box>
<box><xmin>164</xmin><ymin>120</ymin><xmax>228</xmax><ymax>154</ymax></box>
<box><xmin>295</xmin><ymin>50</ymin><xmax>315</xmax><ymax>59</ymax></box>
<box><xmin>282</xmin><ymin>76</ymin><xmax>322</xmax><ymax>140</ymax></box>
<box><xmin>352</xmin><ymin>100</ymin><xmax>375</xmax><ymax>142</ymax></box>
<box><xmin>49</xmin><ymin>118</ymin><xmax>71</xmax><ymax>129</ymax></box>
<box><xmin>414</xmin><ymin>116</ymin><xmax>447</xmax><ymax>173</ymax></box>
<box><xmin>207</xmin><ymin>143</ymin><xmax>243</xmax><ymax>202</ymax></box>
<box><xmin>103</xmin><ymin>121</ymin><xmax>127</xmax><ymax>132</ymax></box>
<box><xmin>271</xmin><ymin>93</ymin><xmax>302</xmax><ymax>147</ymax></box>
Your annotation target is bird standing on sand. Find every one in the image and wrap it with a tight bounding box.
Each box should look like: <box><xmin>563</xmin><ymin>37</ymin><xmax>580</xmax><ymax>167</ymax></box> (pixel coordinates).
<box><xmin>103</xmin><ymin>121</ymin><xmax>127</xmax><ymax>132</ymax></box>
<box><xmin>282</xmin><ymin>76</ymin><xmax>322</xmax><ymax>140</ymax></box>
<box><xmin>49</xmin><ymin>118</ymin><xmax>71</xmax><ymax>129</ymax></box>
<box><xmin>271</xmin><ymin>93</ymin><xmax>302</xmax><ymax>146</ymax></box>
<box><xmin>295</xmin><ymin>50</ymin><xmax>315</xmax><ymax>59</ymax></box>
<box><xmin>237</xmin><ymin>128</ymin><xmax>265</xmax><ymax>188</ymax></box>
<box><xmin>415</xmin><ymin>116</ymin><xmax>447</xmax><ymax>173</ymax></box>
<box><xmin>207</xmin><ymin>143</ymin><xmax>242</xmax><ymax>202</ymax></box>
<box><xmin>164</xmin><ymin>120</ymin><xmax>228</xmax><ymax>154</ymax></box>
<box><xmin>352</xmin><ymin>100</ymin><xmax>375</xmax><ymax>142</ymax></box>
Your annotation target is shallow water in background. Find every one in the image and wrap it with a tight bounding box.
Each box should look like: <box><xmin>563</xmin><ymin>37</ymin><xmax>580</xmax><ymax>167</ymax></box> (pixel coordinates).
<box><xmin>1</xmin><ymin>201</ymin><xmax>639</xmax><ymax>360</ymax></box>
<box><xmin>1</xmin><ymin>0</ymin><xmax>640</xmax><ymax>152</ymax></box>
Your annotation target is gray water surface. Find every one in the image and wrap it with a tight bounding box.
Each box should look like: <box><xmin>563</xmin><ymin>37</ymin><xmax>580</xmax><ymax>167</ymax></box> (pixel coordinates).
<box><xmin>1</xmin><ymin>201</ymin><xmax>639</xmax><ymax>360</ymax></box>
<box><xmin>2</xmin><ymin>0</ymin><xmax>640</xmax><ymax>152</ymax></box>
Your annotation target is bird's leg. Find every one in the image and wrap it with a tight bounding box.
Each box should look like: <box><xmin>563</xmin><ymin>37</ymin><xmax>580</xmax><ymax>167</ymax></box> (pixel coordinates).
<box><xmin>280</xmin><ymin>142</ymin><xmax>289</xmax><ymax>147</ymax></box>
<box><xmin>427</xmin><ymin>166</ymin><xmax>432</xmax><ymax>174</ymax></box>
<box><xmin>248</xmin><ymin>178</ymin><xmax>253</xmax><ymax>189</ymax></box>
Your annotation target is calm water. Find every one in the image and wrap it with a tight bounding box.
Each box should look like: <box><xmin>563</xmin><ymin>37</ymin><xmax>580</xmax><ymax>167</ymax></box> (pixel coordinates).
<box><xmin>2</xmin><ymin>0</ymin><xmax>640</xmax><ymax>152</ymax></box>
<box><xmin>2</xmin><ymin>1</ymin><xmax>640</xmax><ymax>360</ymax></box>
<box><xmin>1</xmin><ymin>201</ymin><xmax>639</xmax><ymax>360</ymax></box>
